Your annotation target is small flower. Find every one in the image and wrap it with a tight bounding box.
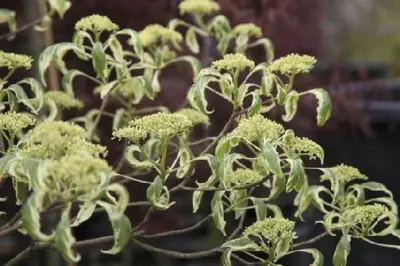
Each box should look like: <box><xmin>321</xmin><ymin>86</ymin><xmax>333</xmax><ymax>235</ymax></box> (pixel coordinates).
<box><xmin>212</xmin><ymin>53</ymin><xmax>255</xmax><ymax>73</ymax></box>
<box><xmin>292</xmin><ymin>137</ymin><xmax>324</xmax><ymax>162</ymax></box>
<box><xmin>138</xmin><ymin>24</ymin><xmax>182</xmax><ymax>48</ymax></box>
<box><xmin>65</xmin><ymin>137</ymin><xmax>108</xmax><ymax>158</ymax></box>
<box><xmin>0</xmin><ymin>51</ymin><xmax>33</xmax><ymax>70</ymax></box>
<box><xmin>229</xmin><ymin>114</ymin><xmax>285</xmax><ymax>142</ymax></box>
<box><xmin>45</xmin><ymin>91</ymin><xmax>84</xmax><ymax>109</ymax></box>
<box><xmin>175</xmin><ymin>108</ymin><xmax>210</xmax><ymax>126</ymax></box>
<box><xmin>225</xmin><ymin>168</ymin><xmax>263</xmax><ymax>187</ymax></box>
<box><xmin>268</xmin><ymin>54</ymin><xmax>317</xmax><ymax>76</ymax></box>
<box><xmin>0</xmin><ymin>112</ymin><xmax>35</xmax><ymax>133</ymax></box>
<box><xmin>320</xmin><ymin>164</ymin><xmax>368</xmax><ymax>183</ymax></box>
<box><xmin>244</xmin><ymin>218</ymin><xmax>297</xmax><ymax>244</ymax></box>
<box><xmin>232</xmin><ymin>23</ymin><xmax>262</xmax><ymax>38</ymax></box>
<box><xmin>113</xmin><ymin>112</ymin><xmax>193</xmax><ymax>141</ymax></box>
<box><xmin>75</xmin><ymin>14</ymin><xmax>119</xmax><ymax>33</ymax></box>
<box><xmin>47</xmin><ymin>152</ymin><xmax>112</xmax><ymax>194</ymax></box>
<box><xmin>179</xmin><ymin>0</ymin><xmax>220</xmax><ymax>15</ymax></box>
<box><xmin>342</xmin><ymin>204</ymin><xmax>389</xmax><ymax>228</ymax></box>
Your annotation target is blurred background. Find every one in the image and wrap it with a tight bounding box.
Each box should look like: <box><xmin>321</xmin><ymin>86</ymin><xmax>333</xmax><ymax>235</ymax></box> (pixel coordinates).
<box><xmin>1</xmin><ymin>0</ymin><xmax>400</xmax><ymax>265</ymax></box>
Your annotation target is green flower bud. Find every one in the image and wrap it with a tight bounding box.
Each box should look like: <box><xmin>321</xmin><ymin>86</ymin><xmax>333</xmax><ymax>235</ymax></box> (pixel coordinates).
<box><xmin>244</xmin><ymin>217</ymin><xmax>297</xmax><ymax>244</ymax></box>
<box><xmin>321</xmin><ymin>164</ymin><xmax>368</xmax><ymax>183</ymax></box>
<box><xmin>0</xmin><ymin>112</ymin><xmax>35</xmax><ymax>134</ymax></box>
<box><xmin>212</xmin><ymin>53</ymin><xmax>255</xmax><ymax>73</ymax></box>
<box><xmin>75</xmin><ymin>14</ymin><xmax>119</xmax><ymax>33</ymax></box>
<box><xmin>268</xmin><ymin>54</ymin><xmax>317</xmax><ymax>75</ymax></box>
<box><xmin>292</xmin><ymin>137</ymin><xmax>324</xmax><ymax>161</ymax></box>
<box><xmin>225</xmin><ymin>168</ymin><xmax>263</xmax><ymax>187</ymax></box>
<box><xmin>342</xmin><ymin>204</ymin><xmax>389</xmax><ymax>228</ymax></box>
<box><xmin>0</xmin><ymin>50</ymin><xmax>33</xmax><ymax>70</ymax></box>
<box><xmin>45</xmin><ymin>91</ymin><xmax>84</xmax><ymax>109</ymax></box>
<box><xmin>138</xmin><ymin>24</ymin><xmax>182</xmax><ymax>48</ymax></box>
<box><xmin>232</xmin><ymin>23</ymin><xmax>262</xmax><ymax>38</ymax></box>
<box><xmin>229</xmin><ymin>114</ymin><xmax>285</xmax><ymax>142</ymax></box>
<box><xmin>179</xmin><ymin>0</ymin><xmax>220</xmax><ymax>16</ymax></box>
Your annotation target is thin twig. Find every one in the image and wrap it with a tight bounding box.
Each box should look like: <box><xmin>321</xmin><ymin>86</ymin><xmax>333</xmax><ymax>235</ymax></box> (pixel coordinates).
<box><xmin>0</xmin><ymin>17</ymin><xmax>43</xmax><ymax>41</ymax></box>
<box><xmin>291</xmin><ymin>231</ymin><xmax>330</xmax><ymax>250</ymax></box>
<box><xmin>0</xmin><ymin>210</ymin><xmax>22</xmax><ymax>231</ymax></box>
<box><xmin>0</xmin><ymin>222</ymin><xmax>21</xmax><ymax>237</ymax></box>
<box><xmin>133</xmin><ymin>207</ymin><xmax>154</xmax><ymax>232</ymax></box>
<box><xmin>140</xmin><ymin>214</ymin><xmax>212</xmax><ymax>239</ymax></box>
<box><xmin>182</xmin><ymin>175</ymin><xmax>271</xmax><ymax>192</ymax></box>
<box><xmin>231</xmin><ymin>253</ymin><xmax>261</xmax><ymax>266</ymax></box>
<box><xmin>4</xmin><ymin>246</ymin><xmax>33</xmax><ymax>266</ymax></box>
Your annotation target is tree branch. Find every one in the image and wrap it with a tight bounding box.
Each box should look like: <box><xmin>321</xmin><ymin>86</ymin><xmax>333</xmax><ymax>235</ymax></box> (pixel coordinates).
<box><xmin>0</xmin><ymin>17</ymin><xmax>43</xmax><ymax>41</ymax></box>
<box><xmin>291</xmin><ymin>231</ymin><xmax>330</xmax><ymax>250</ymax></box>
<box><xmin>0</xmin><ymin>222</ymin><xmax>21</xmax><ymax>237</ymax></box>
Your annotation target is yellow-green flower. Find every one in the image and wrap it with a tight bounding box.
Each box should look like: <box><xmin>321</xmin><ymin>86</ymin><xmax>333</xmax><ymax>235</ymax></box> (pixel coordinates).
<box><xmin>232</xmin><ymin>23</ymin><xmax>262</xmax><ymax>38</ymax></box>
<box><xmin>179</xmin><ymin>0</ymin><xmax>220</xmax><ymax>15</ymax></box>
<box><xmin>0</xmin><ymin>51</ymin><xmax>33</xmax><ymax>70</ymax></box>
<box><xmin>47</xmin><ymin>152</ymin><xmax>112</xmax><ymax>194</ymax></box>
<box><xmin>45</xmin><ymin>91</ymin><xmax>84</xmax><ymax>109</ymax></box>
<box><xmin>212</xmin><ymin>53</ymin><xmax>255</xmax><ymax>73</ymax></box>
<box><xmin>225</xmin><ymin>168</ymin><xmax>263</xmax><ymax>187</ymax></box>
<box><xmin>268</xmin><ymin>54</ymin><xmax>317</xmax><ymax>75</ymax></box>
<box><xmin>229</xmin><ymin>114</ymin><xmax>284</xmax><ymax>142</ymax></box>
<box><xmin>292</xmin><ymin>137</ymin><xmax>324</xmax><ymax>162</ymax></box>
<box><xmin>320</xmin><ymin>164</ymin><xmax>368</xmax><ymax>183</ymax></box>
<box><xmin>0</xmin><ymin>112</ymin><xmax>35</xmax><ymax>133</ymax></box>
<box><xmin>138</xmin><ymin>24</ymin><xmax>182</xmax><ymax>48</ymax></box>
<box><xmin>342</xmin><ymin>204</ymin><xmax>389</xmax><ymax>228</ymax></box>
<box><xmin>175</xmin><ymin>108</ymin><xmax>210</xmax><ymax>126</ymax></box>
<box><xmin>244</xmin><ymin>218</ymin><xmax>297</xmax><ymax>244</ymax></box>
<box><xmin>113</xmin><ymin>112</ymin><xmax>192</xmax><ymax>141</ymax></box>
<box><xmin>75</xmin><ymin>14</ymin><xmax>119</xmax><ymax>33</ymax></box>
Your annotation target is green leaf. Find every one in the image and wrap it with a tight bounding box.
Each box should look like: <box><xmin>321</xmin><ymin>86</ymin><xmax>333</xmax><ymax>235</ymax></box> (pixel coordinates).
<box><xmin>39</xmin><ymin>43</ymin><xmax>87</xmax><ymax>85</ymax></box>
<box><xmin>18</xmin><ymin>78</ymin><xmax>45</xmax><ymax>113</ymax></box>
<box><xmin>48</xmin><ymin>0</ymin><xmax>71</xmax><ymax>18</ymax></box>
<box><xmin>175</xmin><ymin>56</ymin><xmax>202</xmax><ymax>80</ymax></box>
<box><xmin>222</xmin><ymin>236</ymin><xmax>258</xmax><ymax>251</ymax></box>
<box><xmin>294</xmin><ymin>187</ymin><xmax>313</xmax><ymax>220</ymax></box>
<box><xmin>71</xmin><ymin>201</ymin><xmax>96</xmax><ymax>227</ymax></box>
<box><xmin>221</xmin><ymin>249</ymin><xmax>233</xmax><ymax>266</ymax></box>
<box><xmin>309</xmin><ymin>186</ymin><xmax>333</xmax><ymax>214</ymax></box>
<box><xmin>286</xmin><ymin>159</ymin><xmax>306</xmax><ymax>193</ymax></box>
<box><xmin>117</xmin><ymin>29</ymin><xmax>143</xmax><ymax>58</ymax></box>
<box><xmin>11</xmin><ymin>179</ymin><xmax>28</xmax><ymax>205</ymax></box>
<box><xmin>97</xmin><ymin>201</ymin><xmax>132</xmax><ymax>254</ymax></box>
<box><xmin>146</xmin><ymin>176</ymin><xmax>174</xmax><ymax>210</ymax></box>
<box><xmin>0</xmin><ymin>153</ymin><xmax>15</xmax><ymax>175</ymax></box>
<box><xmin>21</xmin><ymin>191</ymin><xmax>54</xmax><ymax>242</ymax></box>
<box><xmin>72</xmin><ymin>30</ymin><xmax>94</xmax><ymax>48</ymax></box>
<box><xmin>187</xmin><ymin>76</ymin><xmax>216</xmax><ymax>114</ymax></box>
<box><xmin>54</xmin><ymin>205</ymin><xmax>80</xmax><ymax>263</ymax></box>
<box><xmin>217</xmin><ymin>33</ymin><xmax>230</xmax><ymax>55</ymax></box>
<box><xmin>248</xmin><ymin>91</ymin><xmax>262</xmax><ymax>116</ymax></box>
<box><xmin>211</xmin><ymin>191</ymin><xmax>226</xmax><ymax>235</ymax></box>
<box><xmin>361</xmin><ymin>182</ymin><xmax>393</xmax><ymax>198</ymax></box>
<box><xmin>307</xmin><ymin>88</ymin><xmax>332</xmax><ymax>126</ymax></box>
<box><xmin>322</xmin><ymin>212</ymin><xmax>341</xmax><ymax>236</ymax></box>
<box><xmin>176</xmin><ymin>147</ymin><xmax>191</xmax><ymax>179</ymax></box>
<box><xmin>251</xmin><ymin>198</ymin><xmax>268</xmax><ymax>221</ymax></box>
<box><xmin>261</xmin><ymin>73</ymin><xmax>276</xmax><ymax>97</ymax></box>
<box><xmin>107</xmin><ymin>183</ymin><xmax>129</xmax><ymax>215</ymax></box>
<box><xmin>275</xmin><ymin>237</ymin><xmax>292</xmax><ymax>259</ymax></box>
<box><xmin>151</xmin><ymin>69</ymin><xmax>161</xmax><ymax>93</ymax></box>
<box><xmin>113</xmin><ymin>108</ymin><xmax>126</xmax><ymax>131</ymax></box>
<box><xmin>0</xmin><ymin>9</ymin><xmax>17</xmax><ymax>40</ymax></box>
<box><xmin>19</xmin><ymin>157</ymin><xmax>47</xmax><ymax>191</ymax></box>
<box><xmin>92</xmin><ymin>42</ymin><xmax>107</xmax><ymax>79</ymax></box>
<box><xmin>277</xmin><ymin>84</ymin><xmax>287</xmax><ymax>105</ymax></box>
<box><xmin>185</xmin><ymin>27</ymin><xmax>200</xmax><ymax>54</ymax></box>
<box><xmin>61</xmin><ymin>69</ymin><xmax>87</xmax><ymax>96</ymax></box>
<box><xmin>282</xmin><ymin>91</ymin><xmax>300</xmax><ymax>122</ymax></box>
<box><xmin>100</xmin><ymin>80</ymin><xmax>118</xmax><ymax>99</ymax></box>
<box><xmin>192</xmin><ymin>190</ymin><xmax>204</xmax><ymax>213</ymax></box>
<box><xmin>230</xmin><ymin>189</ymin><xmax>247</xmax><ymax>219</ymax></box>
<box><xmin>268</xmin><ymin>174</ymin><xmax>286</xmax><ymax>200</ymax></box>
<box><xmin>125</xmin><ymin>144</ymin><xmax>154</xmax><ymax>169</ymax></box>
<box><xmin>235</xmin><ymin>34</ymin><xmax>249</xmax><ymax>51</ymax></box>
<box><xmin>262</xmin><ymin>141</ymin><xmax>283</xmax><ymax>177</ymax></box>
<box><xmin>333</xmin><ymin>235</ymin><xmax>351</xmax><ymax>266</ymax></box>
<box><xmin>236</xmin><ymin>84</ymin><xmax>251</xmax><ymax>107</ymax></box>
<box><xmin>247</xmin><ymin>38</ymin><xmax>275</xmax><ymax>63</ymax></box>
<box><xmin>294</xmin><ymin>249</ymin><xmax>324</xmax><ymax>266</ymax></box>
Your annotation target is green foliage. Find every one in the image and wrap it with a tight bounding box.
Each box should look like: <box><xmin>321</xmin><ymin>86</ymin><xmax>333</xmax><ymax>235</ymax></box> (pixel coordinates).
<box><xmin>0</xmin><ymin>2</ymin><xmax>398</xmax><ymax>266</ymax></box>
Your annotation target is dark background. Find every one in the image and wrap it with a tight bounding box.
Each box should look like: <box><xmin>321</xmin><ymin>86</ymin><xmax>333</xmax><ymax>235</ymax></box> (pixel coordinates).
<box><xmin>1</xmin><ymin>0</ymin><xmax>400</xmax><ymax>265</ymax></box>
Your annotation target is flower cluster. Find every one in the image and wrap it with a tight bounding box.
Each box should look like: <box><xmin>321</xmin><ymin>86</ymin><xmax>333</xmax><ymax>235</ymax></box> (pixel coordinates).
<box><xmin>175</xmin><ymin>108</ymin><xmax>210</xmax><ymax>126</ymax></box>
<box><xmin>292</xmin><ymin>137</ymin><xmax>324</xmax><ymax>162</ymax></box>
<box><xmin>47</xmin><ymin>152</ymin><xmax>112</xmax><ymax>194</ymax></box>
<box><xmin>0</xmin><ymin>112</ymin><xmax>35</xmax><ymax>134</ymax></box>
<box><xmin>138</xmin><ymin>24</ymin><xmax>183</xmax><ymax>48</ymax></box>
<box><xmin>268</xmin><ymin>54</ymin><xmax>317</xmax><ymax>76</ymax></box>
<box><xmin>20</xmin><ymin>121</ymin><xmax>106</xmax><ymax>160</ymax></box>
<box><xmin>45</xmin><ymin>91</ymin><xmax>84</xmax><ymax>109</ymax></box>
<box><xmin>75</xmin><ymin>14</ymin><xmax>119</xmax><ymax>33</ymax></box>
<box><xmin>225</xmin><ymin>168</ymin><xmax>263</xmax><ymax>187</ymax></box>
<box><xmin>0</xmin><ymin>51</ymin><xmax>33</xmax><ymax>70</ymax></box>
<box><xmin>113</xmin><ymin>112</ymin><xmax>193</xmax><ymax>141</ymax></box>
<box><xmin>212</xmin><ymin>53</ymin><xmax>255</xmax><ymax>73</ymax></box>
<box><xmin>244</xmin><ymin>218</ymin><xmax>297</xmax><ymax>244</ymax></box>
<box><xmin>232</xmin><ymin>23</ymin><xmax>262</xmax><ymax>38</ymax></box>
<box><xmin>320</xmin><ymin>164</ymin><xmax>368</xmax><ymax>183</ymax></box>
<box><xmin>342</xmin><ymin>204</ymin><xmax>389</xmax><ymax>228</ymax></box>
<box><xmin>229</xmin><ymin>114</ymin><xmax>285</xmax><ymax>142</ymax></box>
<box><xmin>178</xmin><ymin>0</ymin><xmax>220</xmax><ymax>16</ymax></box>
